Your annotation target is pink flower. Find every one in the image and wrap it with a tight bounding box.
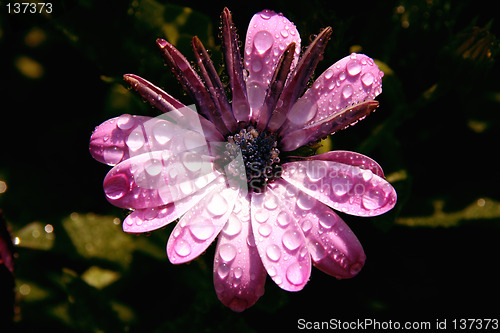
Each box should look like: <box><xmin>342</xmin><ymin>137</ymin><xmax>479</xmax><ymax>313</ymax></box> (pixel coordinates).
<box><xmin>89</xmin><ymin>8</ymin><xmax>396</xmax><ymax>311</ymax></box>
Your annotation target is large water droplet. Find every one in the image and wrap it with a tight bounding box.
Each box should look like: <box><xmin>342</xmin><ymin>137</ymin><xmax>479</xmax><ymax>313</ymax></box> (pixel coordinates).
<box><xmin>301</xmin><ymin>219</ymin><xmax>312</xmax><ymax>233</ymax></box>
<box><xmin>179</xmin><ymin>181</ymin><xmax>194</xmax><ymax>195</ymax></box>
<box><xmin>189</xmin><ymin>218</ymin><xmax>215</xmax><ymax>241</ymax></box>
<box><xmin>264</xmin><ymin>196</ymin><xmax>278</xmax><ymax>210</ymax></box>
<box><xmin>296</xmin><ymin>192</ymin><xmax>316</xmax><ymax>210</ymax></box>
<box><xmin>254</xmin><ymin>209</ymin><xmax>269</xmax><ymax>223</ymax></box>
<box><xmin>219</xmin><ymin>243</ymin><xmax>237</xmax><ymax>262</ymax></box>
<box><xmin>309</xmin><ymin>241</ymin><xmax>326</xmax><ymax>261</ymax></box>
<box><xmin>286</xmin><ymin>262</ymin><xmax>307</xmax><ymax>286</ymax></box>
<box><xmin>104</xmin><ymin>174</ymin><xmax>129</xmax><ymax>200</ymax></box>
<box><xmin>252</xmin><ymin>60</ymin><xmax>262</xmax><ymax>72</ymax></box>
<box><xmin>331</xmin><ymin>174</ymin><xmax>353</xmax><ymax>196</ymax></box>
<box><xmin>126</xmin><ymin>131</ymin><xmax>145</xmax><ymax>151</ymax></box>
<box><xmin>116</xmin><ymin>114</ymin><xmax>135</xmax><ymax>130</ymax></box>
<box><xmin>266</xmin><ymin>244</ymin><xmax>281</xmax><ymax>262</ymax></box>
<box><xmin>103</xmin><ymin>146</ymin><xmax>124</xmax><ymax>165</ymax></box>
<box><xmin>174</xmin><ymin>239</ymin><xmax>191</xmax><ymax>257</ymax></box>
<box><xmin>306</xmin><ymin>160</ymin><xmax>328</xmax><ymax>181</ymax></box>
<box><xmin>217</xmin><ymin>262</ymin><xmax>230</xmax><ymax>278</ymax></box>
<box><xmin>277</xmin><ymin>211</ymin><xmax>291</xmax><ymax>228</ymax></box>
<box><xmin>182</xmin><ymin>152</ymin><xmax>202</xmax><ymax>172</ymax></box>
<box><xmin>287</xmin><ymin>98</ymin><xmax>317</xmax><ymax>125</ymax></box>
<box><xmin>247</xmin><ymin>81</ymin><xmax>266</xmax><ymax>110</ymax></box>
<box><xmin>223</xmin><ymin>214</ymin><xmax>242</xmax><ymax>237</ymax></box>
<box><xmin>145</xmin><ymin>159</ymin><xmax>162</xmax><ymax>176</ymax></box>
<box><xmin>362</xmin><ymin>188</ymin><xmax>386</xmax><ymax>210</ymax></box>
<box><xmin>233</xmin><ymin>267</ymin><xmax>243</xmax><ymax>279</ymax></box>
<box><xmin>318</xmin><ymin>210</ymin><xmax>338</xmax><ymax>229</ymax></box>
<box><xmin>153</xmin><ymin>121</ymin><xmax>174</xmax><ymax>144</ymax></box>
<box><xmin>361</xmin><ymin>72</ymin><xmax>374</xmax><ymax>86</ymax></box>
<box><xmin>342</xmin><ymin>85</ymin><xmax>353</xmax><ymax>99</ymax></box>
<box><xmin>282</xmin><ymin>230</ymin><xmax>302</xmax><ymax>251</ymax></box>
<box><xmin>207</xmin><ymin>193</ymin><xmax>228</xmax><ymax>216</ymax></box>
<box><xmin>346</xmin><ymin>59</ymin><xmax>361</xmax><ymax>76</ymax></box>
<box><xmin>183</xmin><ymin>131</ymin><xmax>206</xmax><ymax>151</ymax></box>
<box><xmin>253</xmin><ymin>31</ymin><xmax>274</xmax><ymax>54</ymax></box>
<box><xmin>258</xmin><ymin>224</ymin><xmax>272</xmax><ymax>237</ymax></box>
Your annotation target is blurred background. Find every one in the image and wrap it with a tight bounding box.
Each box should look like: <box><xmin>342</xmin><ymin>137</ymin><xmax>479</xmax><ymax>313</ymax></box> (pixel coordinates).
<box><xmin>1</xmin><ymin>0</ymin><xmax>499</xmax><ymax>331</ymax></box>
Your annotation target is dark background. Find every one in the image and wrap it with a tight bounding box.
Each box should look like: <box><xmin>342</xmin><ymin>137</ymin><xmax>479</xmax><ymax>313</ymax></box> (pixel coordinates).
<box><xmin>1</xmin><ymin>0</ymin><xmax>499</xmax><ymax>331</ymax></box>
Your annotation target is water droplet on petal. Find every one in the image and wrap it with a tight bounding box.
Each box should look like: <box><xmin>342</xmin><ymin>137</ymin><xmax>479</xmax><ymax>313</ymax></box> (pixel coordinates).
<box><xmin>104</xmin><ymin>174</ymin><xmax>129</xmax><ymax>200</ymax></box>
<box><xmin>254</xmin><ymin>209</ymin><xmax>269</xmax><ymax>223</ymax></box>
<box><xmin>362</xmin><ymin>188</ymin><xmax>387</xmax><ymax>210</ymax></box>
<box><xmin>342</xmin><ymin>85</ymin><xmax>353</xmax><ymax>99</ymax></box>
<box><xmin>174</xmin><ymin>239</ymin><xmax>191</xmax><ymax>257</ymax></box>
<box><xmin>182</xmin><ymin>152</ymin><xmax>202</xmax><ymax>172</ymax></box>
<box><xmin>361</xmin><ymin>72</ymin><xmax>374</xmax><ymax>86</ymax></box>
<box><xmin>219</xmin><ymin>243</ymin><xmax>237</xmax><ymax>262</ymax></box>
<box><xmin>286</xmin><ymin>262</ymin><xmax>307</xmax><ymax>286</ymax></box>
<box><xmin>324</xmin><ymin>69</ymin><xmax>334</xmax><ymax>79</ymax></box>
<box><xmin>247</xmin><ymin>81</ymin><xmax>266</xmax><ymax>110</ymax></box>
<box><xmin>218</xmin><ymin>262</ymin><xmax>230</xmax><ymax>278</ymax></box>
<box><xmin>296</xmin><ymin>192</ymin><xmax>316</xmax><ymax>210</ymax></box>
<box><xmin>207</xmin><ymin>193</ymin><xmax>228</xmax><ymax>216</ymax></box>
<box><xmin>331</xmin><ymin>174</ymin><xmax>353</xmax><ymax>196</ymax></box>
<box><xmin>282</xmin><ymin>230</ymin><xmax>302</xmax><ymax>251</ymax></box>
<box><xmin>183</xmin><ymin>131</ymin><xmax>206</xmax><ymax>151</ymax></box>
<box><xmin>277</xmin><ymin>211</ymin><xmax>291</xmax><ymax>228</ymax></box>
<box><xmin>253</xmin><ymin>31</ymin><xmax>274</xmax><ymax>54</ymax></box>
<box><xmin>306</xmin><ymin>160</ymin><xmax>328</xmax><ymax>181</ymax></box>
<box><xmin>223</xmin><ymin>214</ymin><xmax>242</xmax><ymax>237</ymax></box>
<box><xmin>258</xmin><ymin>224</ymin><xmax>272</xmax><ymax>237</ymax></box>
<box><xmin>189</xmin><ymin>218</ymin><xmax>215</xmax><ymax>241</ymax></box>
<box><xmin>280</xmin><ymin>29</ymin><xmax>289</xmax><ymax>38</ymax></box>
<box><xmin>117</xmin><ymin>114</ymin><xmax>135</xmax><ymax>130</ymax></box>
<box><xmin>318</xmin><ymin>210</ymin><xmax>338</xmax><ymax>229</ymax></box>
<box><xmin>126</xmin><ymin>131</ymin><xmax>145</xmax><ymax>151</ymax></box>
<box><xmin>103</xmin><ymin>146</ymin><xmax>124</xmax><ymax>165</ymax></box>
<box><xmin>266</xmin><ymin>244</ymin><xmax>281</xmax><ymax>262</ymax></box>
<box><xmin>145</xmin><ymin>159</ymin><xmax>162</xmax><ymax>176</ymax></box>
<box><xmin>301</xmin><ymin>219</ymin><xmax>312</xmax><ymax>233</ymax></box>
<box><xmin>287</xmin><ymin>98</ymin><xmax>318</xmax><ymax>125</ymax></box>
<box><xmin>252</xmin><ymin>60</ymin><xmax>262</xmax><ymax>72</ymax></box>
<box><xmin>153</xmin><ymin>121</ymin><xmax>174</xmax><ymax>144</ymax></box>
<box><xmin>264</xmin><ymin>196</ymin><xmax>278</xmax><ymax>210</ymax></box>
<box><xmin>260</xmin><ymin>11</ymin><xmax>272</xmax><ymax>20</ymax></box>
<box><xmin>346</xmin><ymin>59</ymin><xmax>361</xmax><ymax>76</ymax></box>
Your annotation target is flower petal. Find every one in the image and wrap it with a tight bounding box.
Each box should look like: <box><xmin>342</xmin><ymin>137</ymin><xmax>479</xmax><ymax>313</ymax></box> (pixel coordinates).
<box><xmin>244</xmin><ymin>10</ymin><xmax>301</xmax><ymax>120</ymax></box>
<box><xmin>281</xmin><ymin>160</ymin><xmax>397</xmax><ymax>216</ymax></box>
<box><xmin>294</xmin><ymin>150</ymin><xmax>384</xmax><ymax>178</ymax></box>
<box><xmin>213</xmin><ymin>191</ymin><xmax>266</xmax><ymax>312</ymax></box>
<box><xmin>251</xmin><ymin>180</ymin><xmax>311</xmax><ymax>291</ymax></box>
<box><xmin>279</xmin><ymin>53</ymin><xmax>383</xmax><ymax>150</ymax></box>
<box><xmin>103</xmin><ymin>150</ymin><xmax>218</xmax><ymax>210</ymax></box>
<box><xmin>298</xmin><ymin>197</ymin><xmax>366</xmax><ymax>279</ymax></box>
<box><xmin>167</xmin><ymin>180</ymin><xmax>238</xmax><ymax>264</ymax></box>
<box><xmin>90</xmin><ymin>106</ymin><xmax>224</xmax><ymax>166</ymax></box>
<box><xmin>123</xmin><ymin>176</ymin><xmax>220</xmax><ymax>233</ymax></box>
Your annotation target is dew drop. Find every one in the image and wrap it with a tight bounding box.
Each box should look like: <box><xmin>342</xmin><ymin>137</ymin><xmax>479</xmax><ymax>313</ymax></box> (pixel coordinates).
<box><xmin>309</xmin><ymin>241</ymin><xmax>326</xmax><ymax>261</ymax></box>
<box><xmin>280</xmin><ymin>29</ymin><xmax>289</xmax><ymax>38</ymax></box>
<box><xmin>182</xmin><ymin>152</ymin><xmax>202</xmax><ymax>172</ymax></box>
<box><xmin>254</xmin><ymin>209</ymin><xmax>269</xmax><ymax>223</ymax></box>
<box><xmin>103</xmin><ymin>146</ymin><xmax>124</xmax><ymax>165</ymax></box>
<box><xmin>145</xmin><ymin>159</ymin><xmax>162</xmax><ymax>176</ymax></box>
<box><xmin>266</xmin><ymin>244</ymin><xmax>281</xmax><ymax>262</ymax></box>
<box><xmin>331</xmin><ymin>174</ymin><xmax>353</xmax><ymax>196</ymax></box>
<box><xmin>153</xmin><ymin>120</ymin><xmax>174</xmax><ymax>144</ymax></box>
<box><xmin>362</xmin><ymin>188</ymin><xmax>386</xmax><ymax>210</ymax></box>
<box><xmin>125</xmin><ymin>131</ymin><xmax>145</xmax><ymax>151</ymax></box>
<box><xmin>223</xmin><ymin>214</ymin><xmax>242</xmax><ymax>237</ymax></box>
<box><xmin>346</xmin><ymin>59</ymin><xmax>361</xmax><ymax>76</ymax></box>
<box><xmin>287</xmin><ymin>98</ymin><xmax>317</xmax><ymax>125</ymax></box>
<box><xmin>233</xmin><ymin>266</ymin><xmax>243</xmax><ymax>279</ymax></box>
<box><xmin>282</xmin><ymin>230</ymin><xmax>302</xmax><ymax>251</ymax></box>
<box><xmin>286</xmin><ymin>262</ymin><xmax>307</xmax><ymax>286</ymax></box>
<box><xmin>104</xmin><ymin>174</ymin><xmax>129</xmax><ymax>200</ymax></box>
<box><xmin>324</xmin><ymin>69</ymin><xmax>334</xmax><ymax>79</ymax></box>
<box><xmin>296</xmin><ymin>192</ymin><xmax>316</xmax><ymax>210</ymax></box>
<box><xmin>258</xmin><ymin>224</ymin><xmax>272</xmax><ymax>237</ymax></box>
<box><xmin>174</xmin><ymin>239</ymin><xmax>191</xmax><ymax>257</ymax></box>
<box><xmin>253</xmin><ymin>31</ymin><xmax>274</xmax><ymax>54</ymax></box>
<box><xmin>305</xmin><ymin>160</ymin><xmax>328</xmax><ymax>181</ymax></box>
<box><xmin>116</xmin><ymin>114</ymin><xmax>135</xmax><ymax>130</ymax></box>
<box><xmin>277</xmin><ymin>211</ymin><xmax>291</xmax><ymax>228</ymax></box>
<box><xmin>189</xmin><ymin>218</ymin><xmax>215</xmax><ymax>241</ymax></box>
<box><xmin>301</xmin><ymin>219</ymin><xmax>312</xmax><ymax>233</ymax></box>
<box><xmin>260</xmin><ymin>11</ymin><xmax>272</xmax><ymax>20</ymax></box>
<box><xmin>318</xmin><ymin>210</ymin><xmax>338</xmax><ymax>229</ymax></box>
<box><xmin>183</xmin><ymin>131</ymin><xmax>206</xmax><ymax>151</ymax></box>
<box><xmin>179</xmin><ymin>181</ymin><xmax>194</xmax><ymax>195</ymax></box>
<box><xmin>219</xmin><ymin>243</ymin><xmax>237</xmax><ymax>262</ymax></box>
<box><xmin>361</xmin><ymin>72</ymin><xmax>374</xmax><ymax>86</ymax></box>
<box><xmin>264</xmin><ymin>196</ymin><xmax>278</xmax><ymax>210</ymax></box>
<box><xmin>207</xmin><ymin>193</ymin><xmax>228</xmax><ymax>216</ymax></box>
<box><xmin>342</xmin><ymin>84</ymin><xmax>353</xmax><ymax>99</ymax></box>
<box><xmin>252</xmin><ymin>60</ymin><xmax>262</xmax><ymax>72</ymax></box>
<box><xmin>247</xmin><ymin>81</ymin><xmax>266</xmax><ymax>110</ymax></box>
<box><xmin>217</xmin><ymin>262</ymin><xmax>230</xmax><ymax>278</ymax></box>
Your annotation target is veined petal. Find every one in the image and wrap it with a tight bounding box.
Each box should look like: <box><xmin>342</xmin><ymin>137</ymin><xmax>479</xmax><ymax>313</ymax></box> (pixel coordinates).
<box><xmin>213</xmin><ymin>191</ymin><xmax>266</xmax><ymax>312</ymax></box>
<box><xmin>244</xmin><ymin>10</ymin><xmax>301</xmax><ymax>120</ymax></box>
<box><xmin>281</xmin><ymin>160</ymin><xmax>396</xmax><ymax>216</ymax></box>
<box><xmin>167</xmin><ymin>181</ymin><xmax>238</xmax><ymax>264</ymax></box>
<box><xmin>251</xmin><ymin>180</ymin><xmax>311</xmax><ymax>292</ymax></box>
<box><xmin>123</xmin><ymin>177</ymin><xmax>220</xmax><ymax>233</ymax></box>
<box><xmin>103</xmin><ymin>150</ymin><xmax>218</xmax><ymax>210</ymax></box>
<box><xmin>293</xmin><ymin>150</ymin><xmax>384</xmax><ymax>178</ymax></box>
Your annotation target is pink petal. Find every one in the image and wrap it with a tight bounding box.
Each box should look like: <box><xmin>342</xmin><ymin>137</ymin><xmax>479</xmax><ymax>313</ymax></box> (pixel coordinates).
<box><xmin>244</xmin><ymin>10</ymin><xmax>301</xmax><ymax>120</ymax></box>
<box><xmin>281</xmin><ymin>160</ymin><xmax>397</xmax><ymax>217</ymax></box>
<box><xmin>294</xmin><ymin>150</ymin><xmax>384</xmax><ymax>178</ymax></box>
<box><xmin>298</xmin><ymin>197</ymin><xmax>366</xmax><ymax>279</ymax></box>
<box><xmin>251</xmin><ymin>180</ymin><xmax>311</xmax><ymax>291</ymax></box>
<box><xmin>166</xmin><ymin>181</ymin><xmax>238</xmax><ymax>264</ymax></box>
<box><xmin>90</xmin><ymin>107</ymin><xmax>224</xmax><ymax>166</ymax></box>
<box><xmin>103</xmin><ymin>150</ymin><xmax>218</xmax><ymax>209</ymax></box>
<box><xmin>123</xmin><ymin>177</ymin><xmax>220</xmax><ymax>233</ymax></box>
<box><xmin>213</xmin><ymin>192</ymin><xmax>266</xmax><ymax>312</ymax></box>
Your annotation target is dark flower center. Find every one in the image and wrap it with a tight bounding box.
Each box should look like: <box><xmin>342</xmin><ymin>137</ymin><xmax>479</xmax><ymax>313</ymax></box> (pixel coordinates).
<box><xmin>216</xmin><ymin>125</ymin><xmax>282</xmax><ymax>191</ymax></box>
